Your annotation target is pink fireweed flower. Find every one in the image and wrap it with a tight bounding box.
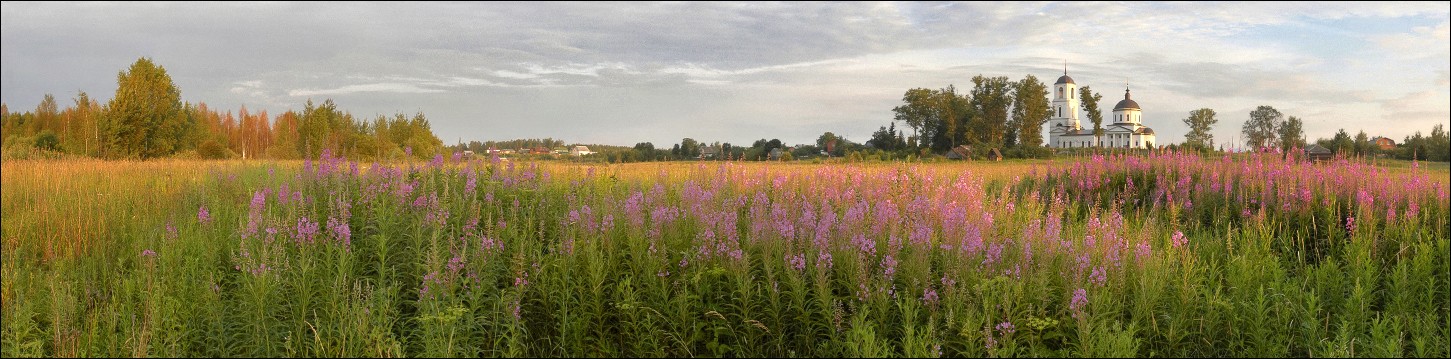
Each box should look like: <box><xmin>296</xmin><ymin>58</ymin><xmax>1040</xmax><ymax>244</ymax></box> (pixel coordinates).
<box><xmin>251</xmin><ymin>190</ymin><xmax>266</xmax><ymax>211</ymax></box>
<box><xmin>787</xmin><ymin>254</ymin><xmax>807</xmax><ymax>272</ymax></box>
<box><xmin>141</xmin><ymin>249</ymin><xmax>157</xmax><ymax>258</ymax></box>
<box><xmin>882</xmin><ymin>254</ymin><xmax>898</xmax><ymax>279</ymax></box>
<box><xmin>851</xmin><ymin>233</ymin><xmax>876</xmax><ymax>256</ymax></box>
<box><xmin>164</xmin><ymin>222</ymin><xmax>178</xmax><ymax>240</ymax></box>
<box><xmin>295</xmin><ymin>217</ymin><xmax>321</xmax><ymax>244</ymax></box>
<box><xmin>1135</xmin><ymin>242</ymin><xmax>1151</xmax><ymax>261</ymax></box>
<box><xmin>447</xmin><ymin>255</ymin><xmax>465</xmax><ymax>273</ymax></box>
<box><xmin>1345</xmin><ymin>216</ymin><xmax>1356</xmax><ymax>233</ymax></box>
<box><xmin>996</xmin><ymin>321</ymin><xmax>1016</xmax><ymax>335</ymax></box>
<box><xmin>1171</xmin><ymin>231</ymin><xmax>1188</xmax><ymax>249</ymax></box>
<box><xmin>197</xmin><ymin>205</ymin><xmax>211</xmax><ymax>224</ymax></box>
<box><xmin>816</xmin><ymin>251</ymin><xmax>833</xmax><ymax>270</ymax></box>
<box><xmin>922</xmin><ymin>286</ymin><xmax>939</xmax><ymax>306</ymax></box>
<box><xmin>327</xmin><ymin>217</ymin><xmax>351</xmax><ymax>250</ymax></box>
<box><xmin>1089</xmin><ymin>266</ymin><xmax>1108</xmax><ymax>287</ymax></box>
<box><xmin>1070</xmin><ymin>288</ymin><xmax>1089</xmax><ymax>318</ymax></box>
<box><xmin>464</xmin><ymin>172</ymin><xmax>477</xmax><ymax>194</ymax></box>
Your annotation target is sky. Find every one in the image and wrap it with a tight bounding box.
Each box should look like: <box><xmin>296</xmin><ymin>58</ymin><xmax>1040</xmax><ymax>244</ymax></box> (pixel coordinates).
<box><xmin>3</xmin><ymin>1</ymin><xmax>1448</xmax><ymax>148</ymax></box>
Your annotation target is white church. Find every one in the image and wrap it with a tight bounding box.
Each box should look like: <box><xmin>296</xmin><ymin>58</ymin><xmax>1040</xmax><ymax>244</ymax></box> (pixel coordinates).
<box><xmin>1047</xmin><ymin>69</ymin><xmax>1156</xmax><ymax>149</ymax></box>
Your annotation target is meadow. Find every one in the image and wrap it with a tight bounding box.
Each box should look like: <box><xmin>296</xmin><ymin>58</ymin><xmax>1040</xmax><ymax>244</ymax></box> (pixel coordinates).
<box><xmin>2</xmin><ymin>152</ymin><xmax>1447</xmax><ymax>357</ymax></box>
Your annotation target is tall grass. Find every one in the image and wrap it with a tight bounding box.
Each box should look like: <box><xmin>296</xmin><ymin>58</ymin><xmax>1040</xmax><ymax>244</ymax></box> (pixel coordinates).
<box><xmin>2</xmin><ymin>151</ymin><xmax>1447</xmax><ymax>357</ymax></box>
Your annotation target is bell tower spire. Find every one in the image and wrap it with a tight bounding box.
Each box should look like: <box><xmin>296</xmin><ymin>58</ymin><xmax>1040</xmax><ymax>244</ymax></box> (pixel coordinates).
<box><xmin>1048</xmin><ymin>60</ymin><xmax>1081</xmax><ymax>148</ymax></box>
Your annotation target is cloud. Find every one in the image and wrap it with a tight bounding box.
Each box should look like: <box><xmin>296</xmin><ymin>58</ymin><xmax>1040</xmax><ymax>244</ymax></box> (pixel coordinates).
<box><xmin>1370</xmin><ymin>21</ymin><xmax>1451</xmax><ymax>60</ymax></box>
<box><xmin>288</xmin><ymin>83</ymin><xmax>447</xmax><ymax>97</ymax></box>
<box><xmin>1381</xmin><ymin>90</ymin><xmax>1451</xmax><ymax>125</ymax></box>
<box><xmin>3</xmin><ymin>2</ymin><xmax>1449</xmax><ymax>146</ymax></box>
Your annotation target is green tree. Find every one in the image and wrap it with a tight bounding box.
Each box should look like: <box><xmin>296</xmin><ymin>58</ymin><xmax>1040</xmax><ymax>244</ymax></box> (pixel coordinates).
<box><xmin>102</xmin><ymin>57</ymin><xmax>188</xmax><ymax>159</ymax></box>
<box><xmin>1353</xmin><ymin>130</ymin><xmax>1371</xmax><ymax>156</ymax></box>
<box><xmin>817</xmin><ymin>131</ymin><xmax>843</xmax><ymax>156</ymax></box>
<box><xmin>1181</xmin><ymin>108</ymin><xmax>1217</xmax><ymax>150</ymax></box>
<box><xmin>1429</xmin><ymin>124</ymin><xmax>1449</xmax><ymax>162</ymax></box>
<box><xmin>680</xmin><ymin>138</ymin><xmax>700</xmax><ymax>159</ymax></box>
<box><xmin>1011</xmin><ymin>74</ymin><xmax>1052</xmax><ymax>149</ymax></box>
<box><xmin>1242</xmin><ymin>105</ymin><xmax>1282</xmax><ymax>150</ymax></box>
<box><xmin>1277</xmin><ymin>115</ymin><xmax>1305</xmax><ymax>151</ymax></box>
<box><xmin>934</xmin><ymin>85</ymin><xmax>971</xmax><ymax>150</ymax></box>
<box><xmin>868</xmin><ymin>124</ymin><xmax>904</xmax><ymax>152</ymax></box>
<box><xmin>892</xmin><ymin>88</ymin><xmax>935</xmax><ymax>149</ymax></box>
<box><xmin>969</xmin><ymin>75</ymin><xmax>1013</xmax><ymax>148</ymax></box>
<box><xmin>298</xmin><ymin>99</ymin><xmax>345</xmax><ymax>158</ymax></box>
<box><xmin>1078</xmin><ymin>86</ymin><xmax>1105</xmax><ymax>147</ymax></box>
<box><xmin>634</xmin><ymin>142</ymin><xmax>656</xmax><ymax>161</ymax></box>
<box><xmin>1331</xmin><ymin>129</ymin><xmax>1354</xmax><ymax>154</ymax></box>
<box><xmin>34</xmin><ymin>93</ymin><xmax>58</xmax><ymax>135</ymax></box>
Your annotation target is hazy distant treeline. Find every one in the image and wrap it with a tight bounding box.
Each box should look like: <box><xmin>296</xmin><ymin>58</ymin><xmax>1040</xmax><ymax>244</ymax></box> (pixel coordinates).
<box><xmin>1</xmin><ymin>57</ymin><xmax>444</xmax><ymax>160</ymax></box>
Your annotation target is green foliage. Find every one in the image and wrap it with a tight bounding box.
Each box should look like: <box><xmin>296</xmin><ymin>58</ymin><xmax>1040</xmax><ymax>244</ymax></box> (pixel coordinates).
<box><xmin>1080</xmin><ymin>86</ymin><xmax>1105</xmax><ymax>144</ymax></box>
<box><xmin>197</xmin><ymin>139</ymin><xmax>235</xmax><ymax>159</ymax></box>
<box><xmin>33</xmin><ymin>130</ymin><xmax>60</xmax><ymax>152</ymax></box>
<box><xmin>1011</xmin><ymin>74</ymin><xmax>1052</xmax><ymax>148</ymax></box>
<box><xmin>1242</xmin><ymin>105</ymin><xmax>1283</xmax><ymax>150</ymax></box>
<box><xmin>1182</xmin><ymin>108</ymin><xmax>1217</xmax><ymax>150</ymax></box>
<box><xmin>103</xmin><ymin>57</ymin><xmax>188</xmax><ymax>159</ymax></box>
<box><xmin>1278</xmin><ymin>116</ymin><xmax>1306</xmax><ymax>151</ymax></box>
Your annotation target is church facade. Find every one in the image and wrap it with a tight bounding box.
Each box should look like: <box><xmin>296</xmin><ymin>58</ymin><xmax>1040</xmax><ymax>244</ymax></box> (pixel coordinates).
<box><xmin>1047</xmin><ymin>70</ymin><xmax>1156</xmax><ymax>149</ymax></box>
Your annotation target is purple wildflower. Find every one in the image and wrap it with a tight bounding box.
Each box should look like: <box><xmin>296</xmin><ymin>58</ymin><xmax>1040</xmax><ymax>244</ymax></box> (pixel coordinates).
<box><xmin>1070</xmin><ymin>288</ymin><xmax>1088</xmax><ymax>318</ymax></box>
<box><xmin>141</xmin><ymin>249</ymin><xmax>157</xmax><ymax>258</ymax></box>
<box><xmin>295</xmin><ymin>217</ymin><xmax>321</xmax><ymax>244</ymax></box>
<box><xmin>1171</xmin><ymin>231</ymin><xmax>1187</xmax><ymax>249</ymax></box>
<box><xmin>922</xmin><ymin>286</ymin><xmax>939</xmax><ymax>306</ymax></box>
<box><xmin>197</xmin><ymin>205</ymin><xmax>211</xmax><ymax>224</ymax></box>
<box><xmin>882</xmin><ymin>254</ymin><xmax>898</xmax><ymax>278</ymax></box>
<box><xmin>787</xmin><ymin>254</ymin><xmax>807</xmax><ymax>272</ymax></box>
<box><xmin>816</xmin><ymin>251</ymin><xmax>833</xmax><ymax>270</ymax></box>
<box><xmin>328</xmin><ymin>217</ymin><xmax>351</xmax><ymax>250</ymax></box>
<box><xmin>448</xmin><ymin>255</ymin><xmax>465</xmax><ymax>273</ymax></box>
<box><xmin>996</xmin><ymin>321</ymin><xmax>1016</xmax><ymax>335</ymax></box>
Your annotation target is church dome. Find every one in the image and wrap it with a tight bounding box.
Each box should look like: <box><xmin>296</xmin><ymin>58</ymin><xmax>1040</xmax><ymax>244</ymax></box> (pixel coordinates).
<box><xmin>1055</xmin><ymin>75</ymin><xmax>1075</xmax><ymax>84</ymax></box>
<box><xmin>1113</xmin><ymin>88</ymin><xmax>1139</xmax><ymax>110</ymax></box>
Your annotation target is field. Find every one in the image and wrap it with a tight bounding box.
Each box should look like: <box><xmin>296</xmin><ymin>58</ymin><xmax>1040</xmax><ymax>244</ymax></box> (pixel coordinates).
<box><xmin>2</xmin><ymin>153</ymin><xmax>1448</xmax><ymax>357</ymax></box>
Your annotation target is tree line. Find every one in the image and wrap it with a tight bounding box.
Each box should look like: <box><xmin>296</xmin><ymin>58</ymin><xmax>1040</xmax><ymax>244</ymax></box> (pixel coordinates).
<box><xmin>1</xmin><ymin>57</ymin><xmax>443</xmax><ymax>160</ymax></box>
<box><xmin>1232</xmin><ymin>104</ymin><xmax>1448</xmax><ymax>161</ymax></box>
<box><xmin>884</xmin><ymin>74</ymin><xmax>1054</xmax><ymax>158</ymax></box>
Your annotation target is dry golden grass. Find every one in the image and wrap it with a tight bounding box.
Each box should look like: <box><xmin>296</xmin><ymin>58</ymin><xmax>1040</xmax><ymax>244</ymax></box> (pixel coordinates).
<box><xmin>1</xmin><ymin>159</ymin><xmax>252</xmax><ymax>259</ymax></box>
